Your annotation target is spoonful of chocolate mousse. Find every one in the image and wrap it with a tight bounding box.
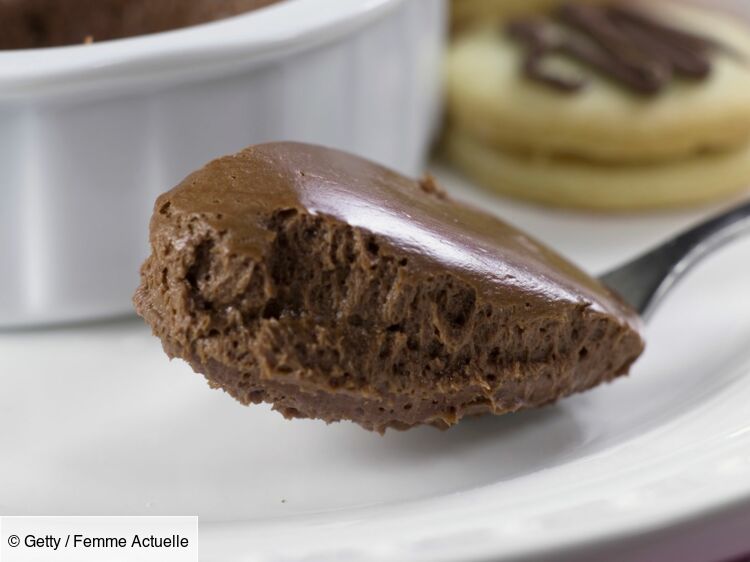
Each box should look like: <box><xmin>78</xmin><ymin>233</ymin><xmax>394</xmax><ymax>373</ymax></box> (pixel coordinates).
<box><xmin>133</xmin><ymin>142</ymin><xmax>748</xmax><ymax>432</ymax></box>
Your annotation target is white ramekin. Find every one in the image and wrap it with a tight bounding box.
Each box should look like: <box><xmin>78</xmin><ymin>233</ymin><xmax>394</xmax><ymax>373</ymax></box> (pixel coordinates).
<box><xmin>0</xmin><ymin>0</ymin><xmax>446</xmax><ymax>328</ymax></box>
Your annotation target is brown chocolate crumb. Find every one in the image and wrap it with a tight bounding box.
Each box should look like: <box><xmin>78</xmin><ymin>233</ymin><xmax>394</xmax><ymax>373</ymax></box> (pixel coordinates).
<box><xmin>419</xmin><ymin>174</ymin><xmax>448</xmax><ymax>199</ymax></box>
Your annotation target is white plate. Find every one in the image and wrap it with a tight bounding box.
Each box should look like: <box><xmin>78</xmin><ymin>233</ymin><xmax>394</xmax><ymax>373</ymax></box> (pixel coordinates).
<box><xmin>1</xmin><ymin>167</ymin><xmax>750</xmax><ymax>562</ymax></box>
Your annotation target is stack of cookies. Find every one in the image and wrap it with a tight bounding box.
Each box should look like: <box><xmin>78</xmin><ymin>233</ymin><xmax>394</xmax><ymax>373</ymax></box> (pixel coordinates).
<box><xmin>444</xmin><ymin>0</ymin><xmax>750</xmax><ymax>210</ymax></box>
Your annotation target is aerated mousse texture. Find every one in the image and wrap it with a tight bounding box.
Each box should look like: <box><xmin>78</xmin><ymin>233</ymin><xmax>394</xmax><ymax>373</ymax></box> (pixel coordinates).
<box><xmin>134</xmin><ymin>142</ymin><xmax>644</xmax><ymax>432</ymax></box>
<box><xmin>0</xmin><ymin>0</ymin><xmax>282</xmax><ymax>49</ymax></box>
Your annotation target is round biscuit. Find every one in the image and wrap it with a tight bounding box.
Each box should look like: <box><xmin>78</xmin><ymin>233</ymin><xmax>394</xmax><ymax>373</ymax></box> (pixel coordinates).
<box><xmin>445</xmin><ymin>3</ymin><xmax>750</xmax><ymax>163</ymax></box>
<box><xmin>445</xmin><ymin>129</ymin><xmax>750</xmax><ymax>211</ymax></box>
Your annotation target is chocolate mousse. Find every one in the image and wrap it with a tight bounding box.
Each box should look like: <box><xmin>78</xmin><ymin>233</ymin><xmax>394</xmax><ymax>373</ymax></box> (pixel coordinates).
<box><xmin>0</xmin><ymin>0</ymin><xmax>282</xmax><ymax>50</ymax></box>
<box><xmin>134</xmin><ymin>142</ymin><xmax>644</xmax><ymax>432</ymax></box>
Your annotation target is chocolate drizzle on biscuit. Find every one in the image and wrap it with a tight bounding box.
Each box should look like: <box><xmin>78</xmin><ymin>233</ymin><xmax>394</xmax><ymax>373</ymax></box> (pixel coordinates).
<box><xmin>507</xmin><ymin>2</ymin><xmax>721</xmax><ymax>95</ymax></box>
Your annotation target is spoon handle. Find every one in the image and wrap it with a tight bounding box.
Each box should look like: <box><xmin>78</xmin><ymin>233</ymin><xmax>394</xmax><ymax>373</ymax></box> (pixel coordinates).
<box><xmin>599</xmin><ymin>199</ymin><xmax>750</xmax><ymax>319</ymax></box>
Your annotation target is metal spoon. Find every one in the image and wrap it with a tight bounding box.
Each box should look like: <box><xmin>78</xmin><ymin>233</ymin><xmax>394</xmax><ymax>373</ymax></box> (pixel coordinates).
<box><xmin>600</xmin><ymin>199</ymin><xmax>750</xmax><ymax>319</ymax></box>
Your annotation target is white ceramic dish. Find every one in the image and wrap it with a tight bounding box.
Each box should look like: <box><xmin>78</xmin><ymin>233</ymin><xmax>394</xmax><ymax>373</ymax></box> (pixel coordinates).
<box><xmin>0</xmin><ymin>0</ymin><xmax>446</xmax><ymax>328</ymax></box>
<box><xmin>2</xmin><ymin>168</ymin><xmax>749</xmax><ymax>562</ymax></box>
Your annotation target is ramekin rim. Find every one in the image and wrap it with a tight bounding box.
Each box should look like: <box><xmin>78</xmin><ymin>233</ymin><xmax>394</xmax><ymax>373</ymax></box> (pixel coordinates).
<box><xmin>0</xmin><ymin>0</ymin><xmax>403</xmax><ymax>93</ymax></box>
